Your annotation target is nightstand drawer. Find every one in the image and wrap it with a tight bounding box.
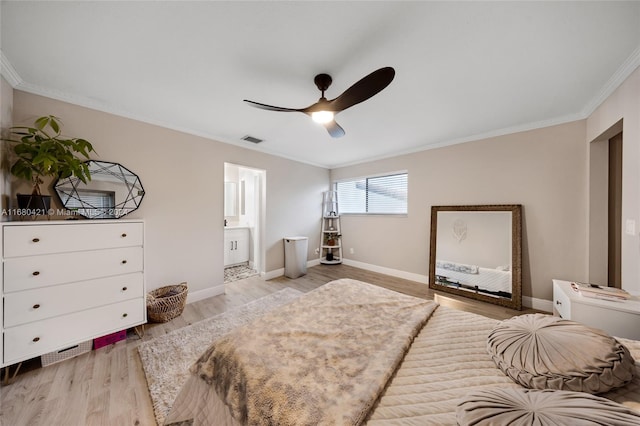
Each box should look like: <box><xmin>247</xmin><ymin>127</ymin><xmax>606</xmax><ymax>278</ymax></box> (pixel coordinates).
<box><xmin>3</xmin><ymin>222</ymin><xmax>143</xmax><ymax>258</ymax></box>
<box><xmin>4</xmin><ymin>297</ymin><xmax>145</xmax><ymax>364</ymax></box>
<box><xmin>553</xmin><ymin>281</ymin><xmax>571</xmax><ymax>318</ymax></box>
<box><xmin>4</xmin><ymin>272</ymin><xmax>144</xmax><ymax>327</ymax></box>
<box><xmin>4</xmin><ymin>247</ymin><xmax>143</xmax><ymax>292</ymax></box>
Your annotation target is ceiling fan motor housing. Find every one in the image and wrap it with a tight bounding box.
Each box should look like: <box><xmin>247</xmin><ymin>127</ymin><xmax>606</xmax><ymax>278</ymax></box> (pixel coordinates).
<box><xmin>314</xmin><ymin>73</ymin><xmax>333</xmax><ymax>93</ymax></box>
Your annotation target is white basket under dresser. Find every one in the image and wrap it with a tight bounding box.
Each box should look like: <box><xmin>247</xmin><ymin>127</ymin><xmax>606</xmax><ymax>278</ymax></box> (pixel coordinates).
<box><xmin>1</xmin><ymin>219</ymin><xmax>146</xmax><ymax>368</ymax></box>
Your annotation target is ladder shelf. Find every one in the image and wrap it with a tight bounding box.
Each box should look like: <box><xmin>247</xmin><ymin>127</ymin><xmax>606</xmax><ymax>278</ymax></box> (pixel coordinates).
<box><xmin>320</xmin><ymin>191</ymin><xmax>342</xmax><ymax>264</ymax></box>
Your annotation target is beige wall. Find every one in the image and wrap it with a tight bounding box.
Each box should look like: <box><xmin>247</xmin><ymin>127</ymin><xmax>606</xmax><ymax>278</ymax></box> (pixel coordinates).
<box><xmin>11</xmin><ymin>90</ymin><xmax>329</xmax><ymax>296</ymax></box>
<box><xmin>7</xmin><ymin>65</ymin><xmax>637</xmax><ymax>303</ymax></box>
<box><xmin>331</xmin><ymin>120</ymin><xmax>588</xmax><ymax>302</ymax></box>
<box><xmin>0</xmin><ymin>76</ymin><xmax>13</xmax><ymax>216</ymax></box>
<box><xmin>586</xmin><ymin>65</ymin><xmax>640</xmax><ymax>295</ymax></box>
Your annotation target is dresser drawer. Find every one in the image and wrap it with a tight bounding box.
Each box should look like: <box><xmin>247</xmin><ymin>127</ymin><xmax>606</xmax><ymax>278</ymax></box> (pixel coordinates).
<box><xmin>4</xmin><ymin>247</ymin><xmax>143</xmax><ymax>292</ymax></box>
<box><xmin>3</xmin><ymin>222</ymin><xmax>143</xmax><ymax>258</ymax></box>
<box><xmin>4</xmin><ymin>297</ymin><xmax>145</xmax><ymax>364</ymax></box>
<box><xmin>4</xmin><ymin>273</ymin><xmax>144</xmax><ymax>327</ymax></box>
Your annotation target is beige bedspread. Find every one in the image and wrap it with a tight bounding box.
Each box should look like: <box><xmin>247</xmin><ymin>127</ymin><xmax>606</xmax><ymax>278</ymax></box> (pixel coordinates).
<box><xmin>187</xmin><ymin>279</ymin><xmax>437</xmax><ymax>426</ymax></box>
<box><xmin>166</xmin><ymin>301</ymin><xmax>640</xmax><ymax>426</ymax></box>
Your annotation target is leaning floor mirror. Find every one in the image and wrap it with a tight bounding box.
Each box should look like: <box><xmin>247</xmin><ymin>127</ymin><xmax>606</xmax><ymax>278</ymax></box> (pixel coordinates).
<box><xmin>429</xmin><ymin>205</ymin><xmax>522</xmax><ymax>310</ymax></box>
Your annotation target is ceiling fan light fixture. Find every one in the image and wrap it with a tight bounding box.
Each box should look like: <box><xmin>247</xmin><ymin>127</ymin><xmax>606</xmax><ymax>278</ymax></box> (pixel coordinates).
<box><xmin>311</xmin><ymin>110</ymin><xmax>334</xmax><ymax>124</ymax></box>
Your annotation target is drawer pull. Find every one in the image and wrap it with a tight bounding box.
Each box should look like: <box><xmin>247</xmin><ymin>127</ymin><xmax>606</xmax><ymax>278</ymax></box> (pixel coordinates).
<box><xmin>121</xmin><ymin>233</ymin><xmax>127</xmax><ymax>238</ymax></box>
<box><xmin>33</xmin><ymin>304</ymin><xmax>41</xmax><ymax>309</ymax></box>
<box><xmin>32</xmin><ymin>238</ymin><xmax>40</xmax><ymax>243</ymax></box>
<box><xmin>122</xmin><ymin>286</ymin><xmax>128</xmax><ymax>291</ymax></box>
<box><xmin>122</xmin><ymin>313</ymin><xmax>128</xmax><ymax>318</ymax></box>
<box><xmin>121</xmin><ymin>260</ymin><xmax>128</xmax><ymax>264</ymax></box>
<box><xmin>556</xmin><ymin>300</ymin><xmax>562</xmax><ymax>305</ymax></box>
<box><xmin>32</xmin><ymin>271</ymin><xmax>40</xmax><ymax>276</ymax></box>
<box><xmin>33</xmin><ymin>337</ymin><xmax>40</xmax><ymax>342</ymax></box>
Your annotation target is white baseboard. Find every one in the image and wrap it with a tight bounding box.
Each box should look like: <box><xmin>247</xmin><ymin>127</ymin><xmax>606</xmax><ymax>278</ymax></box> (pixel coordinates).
<box><xmin>263</xmin><ymin>259</ymin><xmax>322</xmax><ymax>281</ymax></box>
<box><xmin>342</xmin><ymin>258</ymin><xmax>429</xmax><ymax>284</ymax></box>
<box><xmin>263</xmin><ymin>268</ymin><xmax>284</xmax><ymax>280</ymax></box>
<box><xmin>342</xmin><ymin>258</ymin><xmax>553</xmax><ymax>312</ymax></box>
<box><xmin>260</xmin><ymin>258</ymin><xmax>554</xmax><ymax>313</ymax></box>
<box><xmin>523</xmin><ymin>296</ymin><xmax>553</xmax><ymax>312</ymax></box>
<box><xmin>186</xmin><ymin>284</ymin><xmax>225</xmax><ymax>304</ymax></box>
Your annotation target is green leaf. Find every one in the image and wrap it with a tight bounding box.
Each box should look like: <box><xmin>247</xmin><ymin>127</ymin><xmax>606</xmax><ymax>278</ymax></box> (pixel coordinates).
<box><xmin>34</xmin><ymin>116</ymin><xmax>49</xmax><ymax>130</ymax></box>
<box><xmin>49</xmin><ymin>117</ymin><xmax>60</xmax><ymax>133</ymax></box>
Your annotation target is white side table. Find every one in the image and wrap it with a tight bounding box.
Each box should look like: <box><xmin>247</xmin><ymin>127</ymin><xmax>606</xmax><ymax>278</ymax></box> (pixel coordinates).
<box><xmin>553</xmin><ymin>279</ymin><xmax>640</xmax><ymax>340</ymax></box>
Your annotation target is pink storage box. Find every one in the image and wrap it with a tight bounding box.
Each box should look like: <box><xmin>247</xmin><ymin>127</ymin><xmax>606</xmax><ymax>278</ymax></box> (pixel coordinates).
<box><xmin>93</xmin><ymin>330</ymin><xmax>127</xmax><ymax>349</ymax></box>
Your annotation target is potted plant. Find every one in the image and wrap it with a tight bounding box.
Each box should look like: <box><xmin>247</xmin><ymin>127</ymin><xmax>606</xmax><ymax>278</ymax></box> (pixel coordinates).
<box><xmin>3</xmin><ymin>115</ymin><xmax>95</xmax><ymax>212</ymax></box>
<box><xmin>325</xmin><ymin>233</ymin><xmax>342</xmax><ymax>246</ymax></box>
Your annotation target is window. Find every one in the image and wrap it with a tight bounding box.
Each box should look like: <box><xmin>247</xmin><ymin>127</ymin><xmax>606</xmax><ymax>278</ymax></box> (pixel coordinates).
<box><xmin>334</xmin><ymin>172</ymin><xmax>408</xmax><ymax>214</ymax></box>
<box><xmin>59</xmin><ymin>188</ymin><xmax>116</xmax><ymax>219</ymax></box>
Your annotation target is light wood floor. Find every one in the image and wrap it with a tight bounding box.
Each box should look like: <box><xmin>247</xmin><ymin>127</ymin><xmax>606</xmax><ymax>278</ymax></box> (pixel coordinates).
<box><xmin>0</xmin><ymin>264</ymin><xmax>542</xmax><ymax>426</ymax></box>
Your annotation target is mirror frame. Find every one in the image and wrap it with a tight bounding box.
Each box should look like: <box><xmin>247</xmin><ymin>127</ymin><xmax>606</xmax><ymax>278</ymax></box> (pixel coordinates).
<box><xmin>54</xmin><ymin>160</ymin><xmax>145</xmax><ymax>219</ymax></box>
<box><xmin>429</xmin><ymin>204</ymin><xmax>522</xmax><ymax>310</ymax></box>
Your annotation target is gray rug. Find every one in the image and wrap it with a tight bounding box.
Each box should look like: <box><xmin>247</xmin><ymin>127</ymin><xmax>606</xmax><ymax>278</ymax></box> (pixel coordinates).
<box><xmin>138</xmin><ymin>287</ymin><xmax>303</xmax><ymax>425</ymax></box>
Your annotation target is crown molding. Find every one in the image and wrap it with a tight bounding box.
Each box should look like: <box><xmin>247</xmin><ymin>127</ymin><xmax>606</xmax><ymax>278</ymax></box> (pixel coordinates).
<box><xmin>580</xmin><ymin>44</ymin><xmax>640</xmax><ymax>118</ymax></box>
<box><xmin>0</xmin><ymin>50</ymin><xmax>23</xmax><ymax>87</ymax></box>
<box><xmin>3</xmin><ymin>43</ymin><xmax>639</xmax><ymax>171</ymax></box>
<box><xmin>329</xmin><ymin>111</ymin><xmax>585</xmax><ymax>169</ymax></box>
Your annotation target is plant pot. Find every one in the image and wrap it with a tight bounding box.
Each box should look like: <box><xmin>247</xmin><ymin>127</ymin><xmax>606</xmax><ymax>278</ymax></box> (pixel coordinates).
<box><xmin>17</xmin><ymin>194</ymin><xmax>52</xmax><ymax>212</ymax></box>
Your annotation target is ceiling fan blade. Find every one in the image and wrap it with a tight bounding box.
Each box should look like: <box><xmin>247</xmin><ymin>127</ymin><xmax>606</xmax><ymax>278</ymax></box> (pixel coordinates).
<box><xmin>243</xmin><ymin>100</ymin><xmax>303</xmax><ymax>112</ymax></box>
<box><xmin>329</xmin><ymin>67</ymin><xmax>395</xmax><ymax>112</ymax></box>
<box><xmin>324</xmin><ymin>120</ymin><xmax>345</xmax><ymax>138</ymax></box>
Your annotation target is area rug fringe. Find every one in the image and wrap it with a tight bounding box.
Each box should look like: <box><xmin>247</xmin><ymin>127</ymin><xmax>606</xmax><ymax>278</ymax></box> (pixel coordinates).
<box><xmin>138</xmin><ymin>287</ymin><xmax>303</xmax><ymax>425</ymax></box>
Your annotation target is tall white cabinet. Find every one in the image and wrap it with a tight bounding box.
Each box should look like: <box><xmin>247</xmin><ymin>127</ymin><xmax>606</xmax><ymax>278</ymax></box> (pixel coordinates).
<box><xmin>1</xmin><ymin>220</ymin><xmax>146</xmax><ymax>368</ymax></box>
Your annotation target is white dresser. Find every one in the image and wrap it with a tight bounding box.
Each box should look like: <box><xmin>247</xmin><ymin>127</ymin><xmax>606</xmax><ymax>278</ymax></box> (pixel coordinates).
<box><xmin>1</xmin><ymin>220</ymin><xmax>146</xmax><ymax>367</ymax></box>
<box><xmin>553</xmin><ymin>279</ymin><xmax>640</xmax><ymax>340</ymax></box>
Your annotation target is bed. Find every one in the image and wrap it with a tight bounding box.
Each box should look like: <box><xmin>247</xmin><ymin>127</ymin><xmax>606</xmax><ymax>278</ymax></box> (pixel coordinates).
<box><xmin>164</xmin><ymin>279</ymin><xmax>640</xmax><ymax>425</ymax></box>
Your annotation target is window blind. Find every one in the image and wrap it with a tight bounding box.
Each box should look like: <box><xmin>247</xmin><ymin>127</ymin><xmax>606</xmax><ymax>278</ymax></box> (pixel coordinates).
<box><xmin>60</xmin><ymin>190</ymin><xmax>116</xmax><ymax>218</ymax></box>
<box><xmin>335</xmin><ymin>172</ymin><xmax>408</xmax><ymax>214</ymax></box>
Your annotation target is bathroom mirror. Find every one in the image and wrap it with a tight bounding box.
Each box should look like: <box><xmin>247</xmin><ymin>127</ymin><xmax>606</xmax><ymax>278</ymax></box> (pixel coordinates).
<box><xmin>429</xmin><ymin>205</ymin><xmax>522</xmax><ymax>310</ymax></box>
<box><xmin>54</xmin><ymin>160</ymin><xmax>145</xmax><ymax>219</ymax></box>
<box><xmin>224</xmin><ymin>182</ymin><xmax>237</xmax><ymax>216</ymax></box>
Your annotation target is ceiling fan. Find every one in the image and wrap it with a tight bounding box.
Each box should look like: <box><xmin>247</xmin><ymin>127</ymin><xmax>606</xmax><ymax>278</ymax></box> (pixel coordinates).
<box><xmin>244</xmin><ymin>67</ymin><xmax>395</xmax><ymax>138</ymax></box>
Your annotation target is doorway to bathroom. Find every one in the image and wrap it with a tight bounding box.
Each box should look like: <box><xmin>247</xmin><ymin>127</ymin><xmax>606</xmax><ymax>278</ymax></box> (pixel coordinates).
<box><xmin>223</xmin><ymin>163</ymin><xmax>266</xmax><ymax>283</ymax></box>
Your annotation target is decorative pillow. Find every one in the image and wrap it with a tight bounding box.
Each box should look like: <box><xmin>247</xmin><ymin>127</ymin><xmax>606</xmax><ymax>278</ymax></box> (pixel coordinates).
<box><xmin>457</xmin><ymin>388</ymin><xmax>640</xmax><ymax>426</ymax></box>
<box><xmin>487</xmin><ymin>313</ymin><xmax>635</xmax><ymax>393</ymax></box>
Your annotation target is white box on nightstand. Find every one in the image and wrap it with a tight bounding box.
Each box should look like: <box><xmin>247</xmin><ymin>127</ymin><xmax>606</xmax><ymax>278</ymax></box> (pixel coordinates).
<box><xmin>553</xmin><ymin>279</ymin><xmax>640</xmax><ymax>340</ymax></box>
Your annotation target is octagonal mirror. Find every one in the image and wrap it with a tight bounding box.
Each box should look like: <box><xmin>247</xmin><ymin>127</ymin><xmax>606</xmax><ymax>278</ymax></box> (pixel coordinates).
<box><xmin>55</xmin><ymin>161</ymin><xmax>145</xmax><ymax>219</ymax></box>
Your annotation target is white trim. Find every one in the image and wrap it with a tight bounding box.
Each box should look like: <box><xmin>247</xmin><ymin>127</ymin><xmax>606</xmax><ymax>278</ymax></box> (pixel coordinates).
<box><xmin>307</xmin><ymin>258</ymin><xmax>321</xmax><ymax>268</ymax></box>
<box><xmin>522</xmin><ymin>295</ymin><xmax>553</xmax><ymax>313</ymax></box>
<box><xmin>263</xmin><ymin>258</ymin><xmax>321</xmax><ymax>281</ymax></box>
<box><xmin>581</xmin><ymin>45</ymin><xmax>640</xmax><ymax>118</ymax></box>
<box><xmin>342</xmin><ymin>258</ymin><xmax>428</xmax><ymax>284</ymax></box>
<box><xmin>185</xmin><ymin>284</ymin><xmax>225</xmax><ymax>304</ymax></box>
<box><xmin>333</xmin><ymin>170</ymin><xmax>409</xmax><ymax>183</ymax></box>
<box><xmin>3</xmin><ymin>44</ymin><xmax>638</xmax><ymax>170</ymax></box>
<box><xmin>343</xmin><ymin>258</ymin><xmax>553</xmax><ymax>312</ymax></box>
<box><xmin>263</xmin><ymin>268</ymin><xmax>284</xmax><ymax>281</ymax></box>
<box><xmin>0</xmin><ymin>50</ymin><xmax>22</xmax><ymax>87</ymax></box>
<box><xmin>329</xmin><ymin>112</ymin><xmax>584</xmax><ymax>168</ymax></box>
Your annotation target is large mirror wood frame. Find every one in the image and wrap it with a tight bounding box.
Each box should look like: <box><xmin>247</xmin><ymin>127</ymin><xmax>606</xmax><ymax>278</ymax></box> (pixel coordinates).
<box><xmin>429</xmin><ymin>204</ymin><xmax>522</xmax><ymax>310</ymax></box>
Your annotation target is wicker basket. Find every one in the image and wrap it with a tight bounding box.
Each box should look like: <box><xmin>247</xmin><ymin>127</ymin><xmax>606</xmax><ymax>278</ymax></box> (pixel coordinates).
<box><xmin>146</xmin><ymin>282</ymin><xmax>188</xmax><ymax>323</ymax></box>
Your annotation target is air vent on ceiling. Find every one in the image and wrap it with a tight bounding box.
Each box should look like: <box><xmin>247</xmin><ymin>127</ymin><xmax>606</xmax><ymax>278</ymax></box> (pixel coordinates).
<box><xmin>241</xmin><ymin>135</ymin><xmax>263</xmax><ymax>144</ymax></box>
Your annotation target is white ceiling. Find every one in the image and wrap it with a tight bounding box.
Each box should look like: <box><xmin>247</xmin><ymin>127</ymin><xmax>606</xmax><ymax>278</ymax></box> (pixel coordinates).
<box><xmin>2</xmin><ymin>1</ymin><xmax>640</xmax><ymax>169</ymax></box>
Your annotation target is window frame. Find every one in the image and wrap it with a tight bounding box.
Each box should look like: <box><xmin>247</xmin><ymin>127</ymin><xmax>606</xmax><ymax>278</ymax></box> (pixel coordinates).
<box><xmin>333</xmin><ymin>170</ymin><xmax>408</xmax><ymax>216</ymax></box>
